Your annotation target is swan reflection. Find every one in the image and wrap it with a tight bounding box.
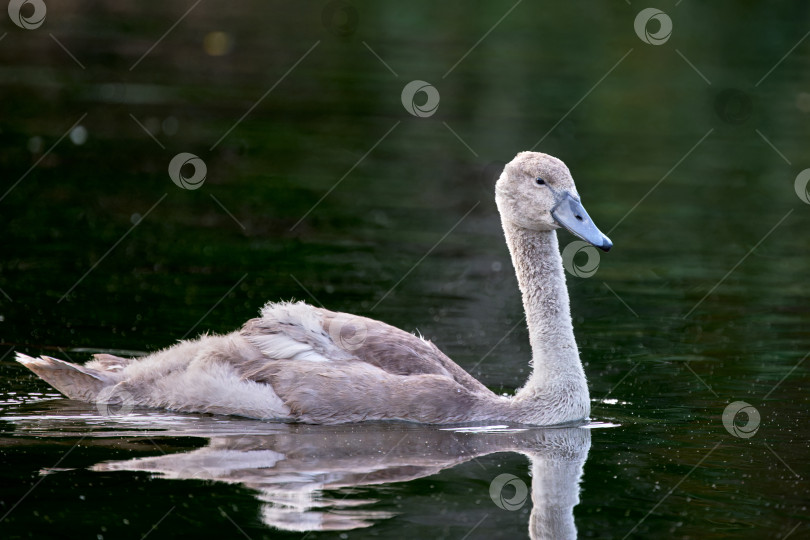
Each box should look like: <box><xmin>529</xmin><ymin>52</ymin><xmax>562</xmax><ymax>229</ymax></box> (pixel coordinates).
<box><xmin>90</xmin><ymin>422</ymin><xmax>591</xmax><ymax>538</ymax></box>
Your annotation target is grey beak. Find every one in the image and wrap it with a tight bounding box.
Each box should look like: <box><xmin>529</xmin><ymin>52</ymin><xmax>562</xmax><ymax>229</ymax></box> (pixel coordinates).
<box><xmin>551</xmin><ymin>192</ymin><xmax>613</xmax><ymax>252</ymax></box>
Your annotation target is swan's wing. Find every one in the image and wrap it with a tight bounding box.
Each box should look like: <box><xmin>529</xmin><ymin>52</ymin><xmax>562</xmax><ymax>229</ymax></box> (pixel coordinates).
<box><xmin>238</xmin><ymin>301</ymin><xmax>490</xmax><ymax>394</ymax></box>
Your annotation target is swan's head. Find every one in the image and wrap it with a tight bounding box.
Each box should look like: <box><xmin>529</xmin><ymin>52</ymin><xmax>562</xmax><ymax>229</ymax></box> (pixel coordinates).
<box><xmin>495</xmin><ymin>151</ymin><xmax>613</xmax><ymax>252</ymax></box>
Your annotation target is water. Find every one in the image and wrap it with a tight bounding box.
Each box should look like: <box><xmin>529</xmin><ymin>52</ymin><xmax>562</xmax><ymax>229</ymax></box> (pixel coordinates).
<box><xmin>1</xmin><ymin>1</ymin><xmax>809</xmax><ymax>538</ymax></box>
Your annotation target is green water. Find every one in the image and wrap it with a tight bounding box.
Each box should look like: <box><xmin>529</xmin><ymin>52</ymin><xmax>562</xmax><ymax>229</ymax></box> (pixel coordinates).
<box><xmin>1</xmin><ymin>1</ymin><xmax>809</xmax><ymax>538</ymax></box>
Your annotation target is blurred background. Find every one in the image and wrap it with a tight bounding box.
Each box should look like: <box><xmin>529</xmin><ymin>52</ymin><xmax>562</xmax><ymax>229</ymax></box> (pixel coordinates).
<box><xmin>0</xmin><ymin>1</ymin><xmax>808</xmax><ymax>538</ymax></box>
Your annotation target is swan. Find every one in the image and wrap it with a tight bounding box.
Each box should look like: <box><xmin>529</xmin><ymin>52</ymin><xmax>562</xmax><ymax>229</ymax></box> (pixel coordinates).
<box><xmin>16</xmin><ymin>151</ymin><xmax>612</xmax><ymax>425</ymax></box>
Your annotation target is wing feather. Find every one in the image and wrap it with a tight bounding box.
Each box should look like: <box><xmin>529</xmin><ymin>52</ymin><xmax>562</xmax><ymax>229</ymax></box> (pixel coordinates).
<box><xmin>238</xmin><ymin>301</ymin><xmax>490</xmax><ymax>394</ymax></box>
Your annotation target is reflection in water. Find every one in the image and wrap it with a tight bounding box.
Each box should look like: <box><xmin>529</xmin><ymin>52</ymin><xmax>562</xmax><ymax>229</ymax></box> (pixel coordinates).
<box><xmin>87</xmin><ymin>422</ymin><xmax>591</xmax><ymax>537</ymax></box>
<box><xmin>5</xmin><ymin>399</ymin><xmax>595</xmax><ymax>536</ymax></box>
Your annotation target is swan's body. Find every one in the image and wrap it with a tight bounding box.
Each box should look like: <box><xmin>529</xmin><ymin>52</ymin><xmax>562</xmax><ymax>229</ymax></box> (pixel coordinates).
<box><xmin>17</xmin><ymin>151</ymin><xmax>612</xmax><ymax>426</ymax></box>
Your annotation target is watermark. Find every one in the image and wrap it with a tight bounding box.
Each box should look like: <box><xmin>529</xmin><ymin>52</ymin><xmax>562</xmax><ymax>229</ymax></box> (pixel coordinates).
<box><xmin>95</xmin><ymin>385</ymin><xmax>135</xmax><ymax>417</ymax></box>
<box><xmin>321</xmin><ymin>0</ymin><xmax>358</xmax><ymax>37</ymax></box>
<box><xmin>489</xmin><ymin>473</ymin><xmax>528</xmax><ymax>511</ymax></box>
<box><xmin>722</xmin><ymin>401</ymin><xmax>760</xmax><ymax>439</ymax></box>
<box><xmin>327</xmin><ymin>313</ymin><xmax>368</xmax><ymax>351</ymax></box>
<box><xmin>714</xmin><ymin>89</ymin><xmax>753</xmax><ymax>125</ymax></box>
<box><xmin>561</xmin><ymin>240</ymin><xmax>600</xmax><ymax>278</ymax></box>
<box><xmin>794</xmin><ymin>169</ymin><xmax>810</xmax><ymax>204</ymax></box>
<box><xmin>8</xmin><ymin>0</ymin><xmax>46</xmax><ymax>29</ymax></box>
<box><xmin>168</xmin><ymin>152</ymin><xmax>207</xmax><ymax>190</ymax></box>
<box><xmin>634</xmin><ymin>8</ymin><xmax>672</xmax><ymax>46</ymax></box>
<box><xmin>401</xmin><ymin>80</ymin><xmax>440</xmax><ymax>118</ymax></box>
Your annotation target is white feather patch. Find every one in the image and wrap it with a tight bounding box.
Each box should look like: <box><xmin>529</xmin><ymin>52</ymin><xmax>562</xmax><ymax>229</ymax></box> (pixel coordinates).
<box><xmin>249</xmin><ymin>333</ymin><xmax>331</xmax><ymax>363</ymax></box>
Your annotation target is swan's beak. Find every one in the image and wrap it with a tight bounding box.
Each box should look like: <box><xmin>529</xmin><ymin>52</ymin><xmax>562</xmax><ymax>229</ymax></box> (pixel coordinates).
<box><xmin>551</xmin><ymin>192</ymin><xmax>613</xmax><ymax>252</ymax></box>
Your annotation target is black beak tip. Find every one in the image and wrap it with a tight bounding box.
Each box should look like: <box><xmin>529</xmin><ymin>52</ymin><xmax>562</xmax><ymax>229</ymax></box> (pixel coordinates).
<box><xmin>598</xmin><ymin>238</ymin><xmax>613</xmax><ymax>252</ymax></box>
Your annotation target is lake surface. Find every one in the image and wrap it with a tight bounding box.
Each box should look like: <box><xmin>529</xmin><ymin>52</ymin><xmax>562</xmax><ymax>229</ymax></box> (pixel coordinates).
<box><xmin>1</xmin><ymin>1</ymin><xmax>808</xmax><ymax>538</ymax></box>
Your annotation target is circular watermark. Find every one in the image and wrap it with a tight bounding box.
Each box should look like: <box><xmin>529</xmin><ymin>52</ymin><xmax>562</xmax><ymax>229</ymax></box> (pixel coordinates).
<box><xmin>794</xmin><ymin>169</ymin><xmax>810</xmax><ymax>204</ymax></box>
<box><xmin>168</xmin><ymin>152</ymin><xmax>207</xmax><ymax>190</ymax></box>
<box><xmin>714</xmin><ymin>89</ymin><xmax>753</xmax><ymax>125</ymax></box>
<box><xmin>634</xmin><ymin>8</ymin><xmax>672</xmax><ymax>45</ymax></box>
<box><xmin>489</xmin><ymin>473</ymin><xmax>528</xmax><ymax>511</ymax></box>
<box><xmin>561</xmin><ymin>240</ymin><xmax>600</xmax><ymax>278</ymax></box>
<box><xmin>401</xmin><ymin>80</ymin><xmax>440</xmax><ymax>118</ymax></box>
<box><xmin>722</xmin><ymin>401</ymin><xmax>760</xmax><ymax>439</ymax></box>
<box><xmin>321</xmin><ymin>0</ymin><xmax>358</xmax><ymax>37</ymax></box>
<box><xmin>327</xmin><ymin>314</ymin><xmax>368</xmax><ymax>351</ymax></box>
<box><xmin>95</xmin><ymin>386</ymin><xmax>135</xmax><ymax>417</ymax></box>
<box><xmin>8</xmin><ymin>0</ymin><xmax>46</xmax><ymax>29</ymax></box>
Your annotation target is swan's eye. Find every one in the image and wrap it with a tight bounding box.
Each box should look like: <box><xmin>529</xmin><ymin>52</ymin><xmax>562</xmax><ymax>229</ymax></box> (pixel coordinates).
<box><xmin>536</xmin><ymin>178</ymin><xmax>546</xmax><ymax>185</ymax></box>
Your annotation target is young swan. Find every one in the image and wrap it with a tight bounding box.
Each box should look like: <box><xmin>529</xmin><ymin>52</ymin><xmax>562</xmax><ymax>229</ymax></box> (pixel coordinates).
<box><xmin>17</xmin><ymin>151</ymin><xmax>612</xmax><ymax>425</ymax></box>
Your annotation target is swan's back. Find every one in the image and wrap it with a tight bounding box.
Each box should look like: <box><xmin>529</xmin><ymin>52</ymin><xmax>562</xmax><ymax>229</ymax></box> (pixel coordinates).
<box><xmin>17</xmin><ymin>301</ymin><xmax>501</xmax><ymax>423</ymax></box>
<box><xmin>240</xmin><ymin>301</ymin><xmax>489</xmax><ymax>390</ymax></box>
<box><xmin>235</xmin><ymin>302</ymin><xmax>498</xmax><ymax>423</ymax></box>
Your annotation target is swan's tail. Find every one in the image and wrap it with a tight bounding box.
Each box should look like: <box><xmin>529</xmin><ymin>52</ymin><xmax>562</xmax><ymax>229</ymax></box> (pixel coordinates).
<box><xmin>16</xmin><ymin>353</ymin><xmax>113</xmax><ymax>402</ymax></box>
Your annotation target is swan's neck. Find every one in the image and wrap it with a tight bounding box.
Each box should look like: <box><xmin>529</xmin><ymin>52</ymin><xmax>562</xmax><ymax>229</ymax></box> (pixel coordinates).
<box><xmin>501</xmin><ymin>219</ymin><xmax>589</xmax><ymax>424</ymax></box>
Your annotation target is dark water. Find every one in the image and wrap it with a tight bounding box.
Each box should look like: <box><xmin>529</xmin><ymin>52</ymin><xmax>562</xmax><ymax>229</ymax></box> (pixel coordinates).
<box><xmin>1</xmin><ymin>1</ymin><xmax>809</xmax><ymax>538</ymax></box>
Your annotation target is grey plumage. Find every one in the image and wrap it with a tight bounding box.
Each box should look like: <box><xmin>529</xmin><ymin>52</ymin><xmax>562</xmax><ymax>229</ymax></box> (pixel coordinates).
<box><xmin>16</xmin><ymin>151</ymin><xmax>609</xmax><ymax>426</ymax></box>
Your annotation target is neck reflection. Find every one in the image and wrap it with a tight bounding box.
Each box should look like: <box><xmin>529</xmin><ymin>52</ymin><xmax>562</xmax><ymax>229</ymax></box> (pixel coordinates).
<box><xmin>91</xmin><ymin>423</ymin><xmax>591</xmax><ymax>538</ymax></box>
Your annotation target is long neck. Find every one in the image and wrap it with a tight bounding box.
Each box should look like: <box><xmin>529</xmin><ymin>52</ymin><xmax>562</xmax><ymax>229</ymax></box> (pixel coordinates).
<box><xmin>501</xmin><ymin>219</ymin><xmax>589</xmax><ymax>424</ymax></box>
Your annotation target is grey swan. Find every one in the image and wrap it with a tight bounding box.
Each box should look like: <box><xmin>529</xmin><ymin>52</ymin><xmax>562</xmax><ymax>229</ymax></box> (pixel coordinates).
<box><xmin>17</xmin><ymin>151</ymin><xmax>612</xmax><ymax>425</ymax></box>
